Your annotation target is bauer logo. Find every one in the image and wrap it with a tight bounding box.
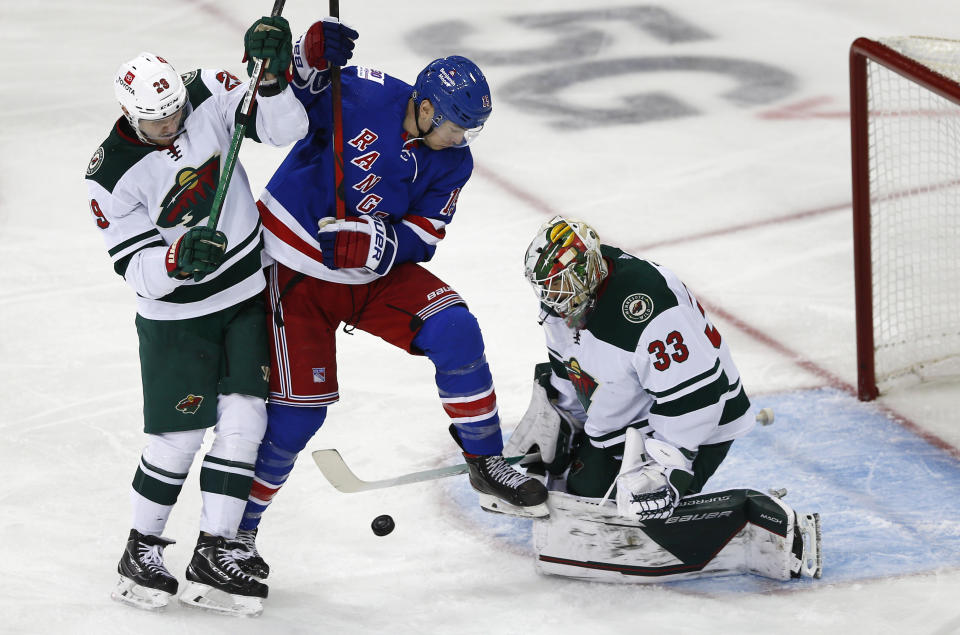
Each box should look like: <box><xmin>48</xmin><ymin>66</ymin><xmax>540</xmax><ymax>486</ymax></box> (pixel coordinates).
<box><xmin>622</xmin><ymin>293</ymin><xmax>654</xmax><ymax>323</ymax></box>
<box><xmin>175</xmin><ymin>394</ymin><xmax>203</xmax><ymax>414</ymax></box>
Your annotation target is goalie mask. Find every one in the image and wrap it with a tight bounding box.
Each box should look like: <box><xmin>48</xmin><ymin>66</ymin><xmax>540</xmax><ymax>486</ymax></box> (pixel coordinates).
<box><xmin>114</xmin><ymin>52</ymin><xmax>189</xmax><ymax>145</ymax></box>
<box><xmin>524</xmin><ymin>216</ymin><xmax>608</xmax><ymax>327</ymax></box>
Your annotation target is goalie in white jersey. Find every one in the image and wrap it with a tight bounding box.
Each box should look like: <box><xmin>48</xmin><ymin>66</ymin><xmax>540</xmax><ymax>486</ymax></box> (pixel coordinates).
<box><xmin>506</xmin><ymin>216</ymin><xmax>822</xmax><ymax>583</ymax></box>
<box><xmin>84</xmin><ymin>17</ymin><xmax>308</xmax><ymax>615</ymax></box>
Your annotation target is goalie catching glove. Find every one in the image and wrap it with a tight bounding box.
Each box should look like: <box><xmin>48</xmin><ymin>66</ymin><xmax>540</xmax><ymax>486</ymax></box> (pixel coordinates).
<box><xmin>504</xmin><ymin>362</ymin><xmax>583</xmax><ymax>474</ymax></box>
<box><xmin>316</xmin><ymin>216</ymin><xmax>397</xmax><ymax>275</ymax></box>
<box><xmin>614</xmin><ymin>428</ymin><xmax>694</xmax><ymax>521</ymax></box>
<box><xmin>166</xmin><ymin>227</ymin><xmax>228</xmax><ymax>281</ymax></box>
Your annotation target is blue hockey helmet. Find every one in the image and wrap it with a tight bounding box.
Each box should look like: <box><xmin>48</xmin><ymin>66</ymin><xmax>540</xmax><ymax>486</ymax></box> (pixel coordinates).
<box><xmin>412</xmin><ymin>55</ymin><xmax>491</xmax><ymax>146</ymax></box>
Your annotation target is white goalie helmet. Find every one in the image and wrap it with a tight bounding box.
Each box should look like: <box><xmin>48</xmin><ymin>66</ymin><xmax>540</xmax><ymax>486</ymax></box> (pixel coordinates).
<box><xmin>524</xmin><ymin>215</ymin><xmax>608</xmax><ymax>327</ymax></box>
<box><xmin>114</xmin><ymin>52</ymin><xmax>188</xmax><ymax>144</ymax></box>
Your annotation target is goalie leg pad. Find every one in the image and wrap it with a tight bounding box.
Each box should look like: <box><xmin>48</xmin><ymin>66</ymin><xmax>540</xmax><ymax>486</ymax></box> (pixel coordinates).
<box><xmin>535</xmin><ymin>489</ymin><xmax>823</xmax><ymax>583</ymax></box>
<box><xmin>504</xmin><ymin>376</ymin><xmax>580</xmax><ymax>473</ymax></box>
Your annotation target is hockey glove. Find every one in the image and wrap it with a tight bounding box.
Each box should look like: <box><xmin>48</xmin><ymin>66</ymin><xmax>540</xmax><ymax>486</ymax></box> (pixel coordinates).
<box><xmin>504</xmin><ymin>363</ymin><xmax>583</xmax><ymax>474</ymax></box>
<box><xmin>166</xmin><ymin>227</ymin><xmax>228</xmax><ymax>281</ymax></box>
<box><xmin>316</xmin><ymin>216</ymin><xmax>397</xmax><ymax>275</ymax></box>
<box><xmin>300</xmin><ymin>18</ymin><xmax>359</xmax><ymax>70</ymax></box>
<box><xmin>244</xmin><ymin>16</ymin><xmax>293</xmax><ymax>92</ymax></box>
<box><xmin>614</xmin><ymin>433</ymin><xmax>694</xmax><ymax>521</ymax></box>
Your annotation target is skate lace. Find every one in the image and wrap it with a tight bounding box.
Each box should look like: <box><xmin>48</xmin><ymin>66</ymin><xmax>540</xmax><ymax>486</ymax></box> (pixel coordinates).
<box><xmin>219</xmin><ymin>545</ymin><xmax>256</xmax><ymax>579</ymax></box>
<box><xmin>138</xmin><ymin>544</ymin><xmax>170</xmax><ymax>576</ymax></box>
<box><xmin>485</xmin><ymin>456</ymin><xmax>530</xmax><ymax>488</ymax></box>
<box><xmin>234</xmin><ymin>530</ymin><xmax>260</xmax><ymax>557</ymax></box>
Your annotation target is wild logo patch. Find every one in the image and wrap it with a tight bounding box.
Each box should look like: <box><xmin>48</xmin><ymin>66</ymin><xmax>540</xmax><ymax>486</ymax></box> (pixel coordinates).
<box><xmin>564</xmin><ymin>358</ymin><xmax>598</xmax><ymax>412</ymax></box>
<box><xmin>86</xmin><ymin>147</ymin><xmax>104</xmax><ymax>176</ymax></box>
<box><xmin>622</xmin><ymin>293</ymin><xmax>654</xmax><ymax>323</ymax></box>
<box><xmin>157</xmin><ymin>154</ymin><xmax>220</xmax><ymax>228</ymax></box>
<box><xmin>175</xmin><ymin>394</ymin><xmax>204</xmax><ymax>414</ymax></box>
<box><xmin>180</xmin><ymin>70</ymin><xmax>198</xmax><ymax>86</ymax></box>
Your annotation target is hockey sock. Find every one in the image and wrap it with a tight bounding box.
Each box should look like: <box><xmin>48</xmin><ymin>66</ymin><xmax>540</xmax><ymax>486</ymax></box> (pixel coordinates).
<box><xmin>131</xmin><ymin>428</ymin><xmax>205</xmax><ymax>536</ymax></box>
<box><xmin>414</xmin><ymin>306</ymin><xmax>504</xmax><ymax>456</ymax></box>
<box><xmin>198</xmin><ymin>395</ymin><xmax>265</xmax><ymax>538</ymax></box>
<box><xmin>239</xmin><ymin>403</ymin><xmax>327</xmax><ymax>531</ymax></box>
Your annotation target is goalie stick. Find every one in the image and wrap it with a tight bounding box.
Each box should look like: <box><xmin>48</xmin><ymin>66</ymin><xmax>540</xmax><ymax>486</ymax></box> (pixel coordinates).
<box><xmin>207</xmin><ymin>0</ymin><xmax>286</xmax><ymax>230</ymax></box>
<box><xmin>313</xmin><ymin>409</ymin><xmax>775</xmax><ymax>493</ymax></box>
<box><xmin>312</xmin><ymin>449</ymin><xmax>542</xmax><ymax>493</ymax></box>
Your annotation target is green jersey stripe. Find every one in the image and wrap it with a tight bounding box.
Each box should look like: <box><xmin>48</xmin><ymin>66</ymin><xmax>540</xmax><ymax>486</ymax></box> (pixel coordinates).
<box><xmin>647</xmin><ymin>359</ymin><xmax>722</xmax><ymax>400</ymax></box>
<box><xmin>108</xmin><ymin>229</ymin><xmax>163</xmax><ymax>257</ymax></box>
<box><xmin>719</xmin><ymin>385</ymin><xmax>751</xmax><ymax>425</ymax></box>
<box><xmin>158</xmin><ymin>235</ymin><xmax>262</xmax><ymax>304</ymax></box>
<box><xmin>650</xmin><ymin>371</ymin><xmax>729</xmax><ymax>418</ymax></box>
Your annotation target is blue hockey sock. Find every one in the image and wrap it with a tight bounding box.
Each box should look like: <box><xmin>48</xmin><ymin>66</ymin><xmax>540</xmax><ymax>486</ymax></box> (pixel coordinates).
<box><xmin>240</xmin><ymin>403</ymin><xmax>327</xmax><ymax>530</ymax></box>
<box><xmin>414</xmin><ymin>305</ymin><xmax>504</xmax><ymax>456</ymax></box>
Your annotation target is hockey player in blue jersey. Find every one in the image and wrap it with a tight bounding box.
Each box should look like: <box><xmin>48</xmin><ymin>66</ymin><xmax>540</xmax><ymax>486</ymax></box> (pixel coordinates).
<box><xmin>234</xmin><ymin>18</ymin><xmax>548</xmax><ymax>577</ymax></box>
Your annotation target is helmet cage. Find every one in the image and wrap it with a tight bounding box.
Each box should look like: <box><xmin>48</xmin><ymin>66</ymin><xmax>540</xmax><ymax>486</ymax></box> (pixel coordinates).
<box><xmin>524</xmin><ymin>216</ymin><xmax>607</xmax><ymax>326</ymax></box>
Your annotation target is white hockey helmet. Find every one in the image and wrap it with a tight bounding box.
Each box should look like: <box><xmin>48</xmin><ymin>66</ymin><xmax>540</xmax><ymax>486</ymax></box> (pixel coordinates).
<box><xmin>114</xmin><ymin>52</ymin><xmax>188</xmax><ymax>144</ymax></box>
<box><xmin>524</xmin><ymin>215</ymin><xmax>608</xmax><ymax>327</ymax></box>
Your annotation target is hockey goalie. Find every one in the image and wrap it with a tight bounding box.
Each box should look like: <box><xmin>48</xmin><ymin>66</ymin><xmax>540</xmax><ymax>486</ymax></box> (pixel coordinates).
<box><xmin>505</xmin><ymin>216</ymin><xmax>822</xmax><ymax>583</ymax></box>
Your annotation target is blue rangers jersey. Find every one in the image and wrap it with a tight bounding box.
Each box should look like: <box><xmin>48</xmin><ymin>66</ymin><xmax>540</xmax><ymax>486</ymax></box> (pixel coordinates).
<box><xmin>259</xmin><ymin>62</ymin><xmax>473</xmax><ymax>284</ymax></box>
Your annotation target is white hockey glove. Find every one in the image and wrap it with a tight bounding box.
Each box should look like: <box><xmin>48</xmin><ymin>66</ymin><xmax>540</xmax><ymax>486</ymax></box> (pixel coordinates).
<box><xmin>504</xmin><ymin>367</ymin><xmax>582</xmax><ymax>473</ymax></box>
<box><xmin>615</xmin><ymin>429</ymin><xmax>694</xmax><ymax>521</ymax></box>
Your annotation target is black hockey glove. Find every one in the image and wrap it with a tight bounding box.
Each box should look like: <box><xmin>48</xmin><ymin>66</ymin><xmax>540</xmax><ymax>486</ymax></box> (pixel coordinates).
<box><xmin>244</xmin><ymin>16</ymin><xmax>293</xmax><ymax>92</ymax></box>
<box><xmin>166</xmin><ymin>227</ymin><xmax>228</xmax><ymax>281</ymax></box>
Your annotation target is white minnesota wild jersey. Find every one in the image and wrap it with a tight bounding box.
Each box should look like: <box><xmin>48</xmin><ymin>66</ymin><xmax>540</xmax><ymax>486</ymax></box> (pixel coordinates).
<box><xmin>543</xmin><ymin>245</ymin><xmax>754</xmax><ymax>454</ymax></box>
<box><xmin>84</xmin><ymin>68</ymin><xmax>307</xmax><ymax>320</ymax></box>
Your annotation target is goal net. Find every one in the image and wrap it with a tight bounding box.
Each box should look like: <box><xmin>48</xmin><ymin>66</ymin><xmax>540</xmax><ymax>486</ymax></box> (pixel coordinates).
<box><xmin>850</xmin><ymin>37</ymin><xmax>960</xmax><ymax>401</ymax></box>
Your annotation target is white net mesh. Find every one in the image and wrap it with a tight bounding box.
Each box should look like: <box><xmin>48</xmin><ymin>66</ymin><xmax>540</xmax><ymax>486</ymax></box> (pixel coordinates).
<box><xmin>866</xmin><ymin>37</ymin><xmax>960</xmax><ymax>387</ymax></box>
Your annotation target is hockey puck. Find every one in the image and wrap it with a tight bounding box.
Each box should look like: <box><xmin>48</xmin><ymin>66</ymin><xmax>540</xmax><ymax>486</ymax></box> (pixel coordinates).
<box><xmin>371</xmin><ymin>514</ymin><xmax>395</xmax><ymax>536</ymax></box>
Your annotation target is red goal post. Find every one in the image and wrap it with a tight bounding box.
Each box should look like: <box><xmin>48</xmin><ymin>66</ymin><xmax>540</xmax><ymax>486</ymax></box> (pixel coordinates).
<box><xmin>850</xmin><ymin>37</ymin><xmax>960</xmax><ymax>401</ymax></box>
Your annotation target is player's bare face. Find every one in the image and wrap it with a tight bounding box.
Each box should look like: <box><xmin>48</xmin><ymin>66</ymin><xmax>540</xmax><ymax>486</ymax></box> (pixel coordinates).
<box><xmin>139</xmin><ymin>106</ymin><xmax>187</xmax><ymax>145</ymax></box>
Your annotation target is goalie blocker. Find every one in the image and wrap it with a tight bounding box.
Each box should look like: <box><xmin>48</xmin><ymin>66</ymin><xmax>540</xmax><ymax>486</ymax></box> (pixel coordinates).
<box><xmin>535</xmin><ymin>488</ymin><xmax>822</xmax><ymax>583</ymax></box>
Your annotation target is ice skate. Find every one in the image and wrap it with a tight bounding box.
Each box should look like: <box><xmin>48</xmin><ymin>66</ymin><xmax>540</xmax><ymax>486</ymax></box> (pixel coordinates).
<box><xmin>790</xmin><ymin>511</ymin><xmax>823</xmax><ymax>579</ymax></box>
<box><xmin>110</xmin><ymin>529</ymin><xmax>178</xmax><ymax>611</ymax></box>
<box><xmin>234</xmin><ymin>527</ymin><xmax>270</xmax><ymax>579</ymax></box>
<box><xmin>179</xmin><ymin>533</ymin><xmax>268</xmax><ymax>617</ymax></box>
<box><xmin>464</xmin><ymin>453</ymin><xmax>549</xmax><ymax>518</ymax></box>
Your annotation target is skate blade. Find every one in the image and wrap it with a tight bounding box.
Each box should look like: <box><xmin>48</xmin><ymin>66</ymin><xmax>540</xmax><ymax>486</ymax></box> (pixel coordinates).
<box><xmin>178</xmin><ymin>581</ymin><xmax>264</xmax><ymax>617</ymax></box>
<box><xmin>477</xmin><ymin>493</ymin><xmax>549</xmax><ymax>518</ymax></box>
<box><xmin>798</xmin><ymin>512</ymin><xmax>823</xmax><ymax>579</ymax></box>
<box><xmin>111</xmin><ymin>575</ymin><xmax>173</xmax><ymax>611</ymax></box>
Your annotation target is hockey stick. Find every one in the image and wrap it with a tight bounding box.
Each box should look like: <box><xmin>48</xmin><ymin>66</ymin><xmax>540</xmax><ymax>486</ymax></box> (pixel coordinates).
<box><xmin>329</xmin><ymin>0</ymin><xmax>347</xmax><ymax>220</ymax></box>
<box><xmin>207</xmin><ymin>0</ymin><xmax>287</xmax><ymax>230</ymax></box>
<box><xmin>315</xmin><ymin>409</ymin><xmax>774</xmax><ymax>494</ymax></box>
<box><xmin>312</xmin><ymin>449</ymin><xmax>543</xmax><ymax>493</ymax></box>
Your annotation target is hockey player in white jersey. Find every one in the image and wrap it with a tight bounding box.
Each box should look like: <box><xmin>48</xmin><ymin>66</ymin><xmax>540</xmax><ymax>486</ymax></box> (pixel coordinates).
<box><xmin>84</xmin><ymin>17</ymin><xmax>308</xmax><ymax>615</ymax></box>
<box><xmin>506</xmin><ymin>216</ymin><xmax>822</xmax><ymax>583</ymax></box>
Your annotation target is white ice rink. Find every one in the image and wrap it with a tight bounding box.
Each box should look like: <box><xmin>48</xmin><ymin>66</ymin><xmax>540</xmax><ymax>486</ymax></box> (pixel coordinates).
<box><xmin>2</xmin><ymin>1</ymin><xmax>960</xmax><ymax>633</ymax></box>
